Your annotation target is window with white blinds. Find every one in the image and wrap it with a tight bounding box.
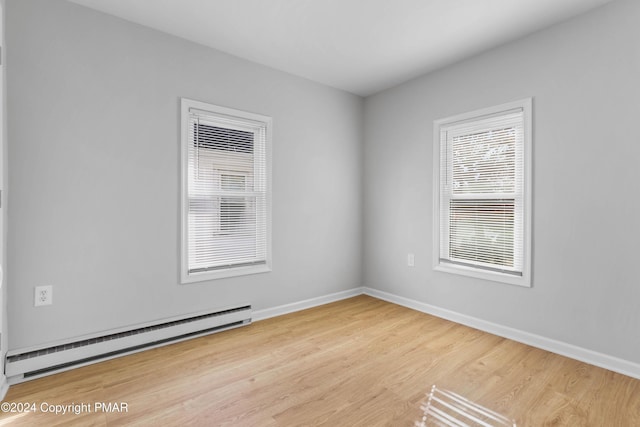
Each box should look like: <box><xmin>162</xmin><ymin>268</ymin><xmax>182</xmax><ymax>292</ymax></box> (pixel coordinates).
<box><xmin>181</xmin><ymin>98</ymin><xmax>271</xmax><ymax>283</ymax></box>
<box><xmin>433</xmin><ymin>99</ymin><xmax>532</xmax><ymax>287</ymax></box>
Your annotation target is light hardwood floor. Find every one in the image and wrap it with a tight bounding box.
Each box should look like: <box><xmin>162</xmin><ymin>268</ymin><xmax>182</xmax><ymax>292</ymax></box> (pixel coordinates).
<box><xmin>1</xmin><ymin>295</ymin><xmax>639</xmax><ymax>426</ymax></box>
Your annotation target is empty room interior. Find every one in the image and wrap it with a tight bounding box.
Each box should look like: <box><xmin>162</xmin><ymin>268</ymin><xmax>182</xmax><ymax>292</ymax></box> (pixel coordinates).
<box><xmin>1</xmin><ymin>0</ymin><xmax>640</xmax><ymax>425</ymax></box>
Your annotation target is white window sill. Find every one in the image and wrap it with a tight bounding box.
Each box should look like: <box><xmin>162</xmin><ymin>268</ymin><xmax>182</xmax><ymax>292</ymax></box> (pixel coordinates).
<box><xmin>181</xmin><ymin>263</ymin><xmax>271</xmax><ymax>284</ymax></box>
<box><xmin>434</xmin><ymin>262</ymin><xmax>530</xmax><ymax>288</ymax></box>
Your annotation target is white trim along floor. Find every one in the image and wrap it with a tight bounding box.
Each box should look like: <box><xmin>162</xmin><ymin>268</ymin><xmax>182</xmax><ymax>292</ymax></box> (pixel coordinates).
<box><xmin>253</xmin><ymin>286</ymin><xmax>640</xmax><ymax>380</ymax></box>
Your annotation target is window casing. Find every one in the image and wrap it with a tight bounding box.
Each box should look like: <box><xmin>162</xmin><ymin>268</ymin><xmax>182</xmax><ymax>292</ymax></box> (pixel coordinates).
<box><xmin>433</xmin><ymin>99</ymin><xmax>532</xmax><ymax>287</ymax></box>
<box><xmin>181</xmin><ymin>99</ymin><xmax>271</xmax><ymax>283</ymax></box>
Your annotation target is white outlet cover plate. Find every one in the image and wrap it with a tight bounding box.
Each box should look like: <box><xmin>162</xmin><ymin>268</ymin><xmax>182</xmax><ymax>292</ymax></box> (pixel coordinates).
<box><xmin>408</xmin><ymin>253</ymin><xmax>415</xmax><ymax>267</ymax></box>
<box><xmin>34</xmin><ymin>285</ymin><xmax>53</xmax><ymax>306</ymax></box>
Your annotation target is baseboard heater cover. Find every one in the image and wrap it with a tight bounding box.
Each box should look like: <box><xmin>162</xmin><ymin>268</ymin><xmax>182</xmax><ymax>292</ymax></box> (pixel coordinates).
<box><xmin>5</xmin><ymin>304</ymin><xmax>252</xmax><ymax>383</ymax></box>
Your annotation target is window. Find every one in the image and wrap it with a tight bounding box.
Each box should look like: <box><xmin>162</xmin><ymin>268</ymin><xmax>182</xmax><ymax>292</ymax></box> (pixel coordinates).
<box><xmin>220</xmin><ymin>173</ymin><xmax>247</xmax><ymax>233</ymax></box>
<box><xmin>433</xmin><ymin>99</ymin><xmax>532</xmax><ymax>287</ymax></box>
<box><xmin>181</xmin><ymin>98</ymin><xmax>271</xmax><ymax>283</ymax></box>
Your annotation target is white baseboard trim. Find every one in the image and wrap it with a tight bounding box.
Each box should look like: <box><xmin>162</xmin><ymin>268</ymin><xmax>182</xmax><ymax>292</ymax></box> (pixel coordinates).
<box><xmin>253</xmin><ymin>287</ymin><xmax>364</xmax><ymax>322</ymax></box>
<box><xmin>363</xmin><ymin>287</ymin><xmax>640</xmax><ymax>380</ymax></box>
<box><xmin>0</xmin><ymin>374</ymin><xmax>8</xmax><ymax>400</ymax></box>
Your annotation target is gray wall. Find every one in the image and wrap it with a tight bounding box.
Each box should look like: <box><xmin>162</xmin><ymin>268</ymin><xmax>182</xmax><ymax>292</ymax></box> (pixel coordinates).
<box><xmin>363</xmin><ymin>0</ymin><xmax>640</xmax><ymax>363</ymax></box>
<box><xmin>1</xmin><ymin>0</ymin><xmax>7</xmax><ymax>366</ymax></box>
<box><xmin>6</xmin><ymin>0</ymin><xmax>363</xmax><ymax>350</ymax></box>
<box><xmin>6</xmin><ymin>0</ymin><xmax>639</xmax><ymax>369</ymax></box>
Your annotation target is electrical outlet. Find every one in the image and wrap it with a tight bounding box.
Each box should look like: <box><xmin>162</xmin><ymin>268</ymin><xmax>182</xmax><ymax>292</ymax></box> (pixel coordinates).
<box><xmin>34</xmin><ymin>285</ymin><xmax>53</xmax><ymax>307</ymax></box>
<box><xmin>408</xmin><ymin>253</ymin><xmax>415</xmax><ymax>267</ymax></box>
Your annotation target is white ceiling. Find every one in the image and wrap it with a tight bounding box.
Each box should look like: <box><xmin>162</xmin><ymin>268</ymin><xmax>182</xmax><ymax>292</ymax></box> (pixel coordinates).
<box><xmin>69</xmin><ymin>0</ymin><xmax>614</xmax><ymax>96</ymax></box>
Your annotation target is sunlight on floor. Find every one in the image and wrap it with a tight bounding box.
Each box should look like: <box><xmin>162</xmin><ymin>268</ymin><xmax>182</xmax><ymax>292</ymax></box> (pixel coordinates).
<box><xmin>0</xmin><ymin>412</ymin><xmax>29</xmax><ymax>425</ymax></box>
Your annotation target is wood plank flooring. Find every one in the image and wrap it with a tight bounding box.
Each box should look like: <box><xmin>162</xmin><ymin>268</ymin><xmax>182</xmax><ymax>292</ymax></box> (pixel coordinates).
<box><xmin>1</xmin><ymin>295</ymin><xmax>639</xmax><ymax>426</ymax></box>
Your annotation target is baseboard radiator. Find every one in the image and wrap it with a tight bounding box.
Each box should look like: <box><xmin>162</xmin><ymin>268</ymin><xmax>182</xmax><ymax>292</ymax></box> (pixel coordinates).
<box><xmin>5</xmin><ymin>304</ymin><xmax>252</xmax><ymax>384</ymax></box>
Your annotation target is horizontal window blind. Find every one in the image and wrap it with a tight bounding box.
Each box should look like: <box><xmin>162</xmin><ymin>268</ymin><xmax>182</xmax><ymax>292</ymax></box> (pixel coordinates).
<box><xmin>186</xmin><ymin>108</ymin><xmax>268</xmax><ymax>274</ymax></box>
<box><xmin>449</xmin><ymin>199</ymin><xmax>515</xmax><ymax>268</ymax></box>
<box><xmin>439</xmin><ymin>110</ymin><xmax>524</xmax><ymax>274</ymax></box>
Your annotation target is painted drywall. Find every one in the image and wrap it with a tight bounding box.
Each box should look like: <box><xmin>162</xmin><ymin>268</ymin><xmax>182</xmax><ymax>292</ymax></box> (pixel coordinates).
<box><xmin>6</xmin><ymin>0</ymin><xmax>363</xmax><ymax>350</ymax></box>
<box><xmin>1</xmin><ymin>0</ymin><xmax>7</xmax><ymax>378</ymax></box>
<box><xmin>363</xmin><ymin>0</ymin><xmax>640</xmax><ymax>363</ymax></box>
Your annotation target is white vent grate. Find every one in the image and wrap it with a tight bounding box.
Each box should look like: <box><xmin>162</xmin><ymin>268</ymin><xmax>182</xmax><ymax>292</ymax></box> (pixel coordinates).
<box><xmin>6</xmin><ymin>305</ymin><xmax>252</xmax><ymax>383</ymax></box>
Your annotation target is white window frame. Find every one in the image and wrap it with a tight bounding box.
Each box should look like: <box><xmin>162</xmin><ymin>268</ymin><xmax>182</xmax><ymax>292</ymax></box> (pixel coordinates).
<box><xmin>433</xmin><ymin>98</ymin><xmax>532</xmax><ymax>287</ymax></box>
<box><xmin>180</xmin><ymin>98</ymin><xmax>272</xmax><ymax>283</ymax></box>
